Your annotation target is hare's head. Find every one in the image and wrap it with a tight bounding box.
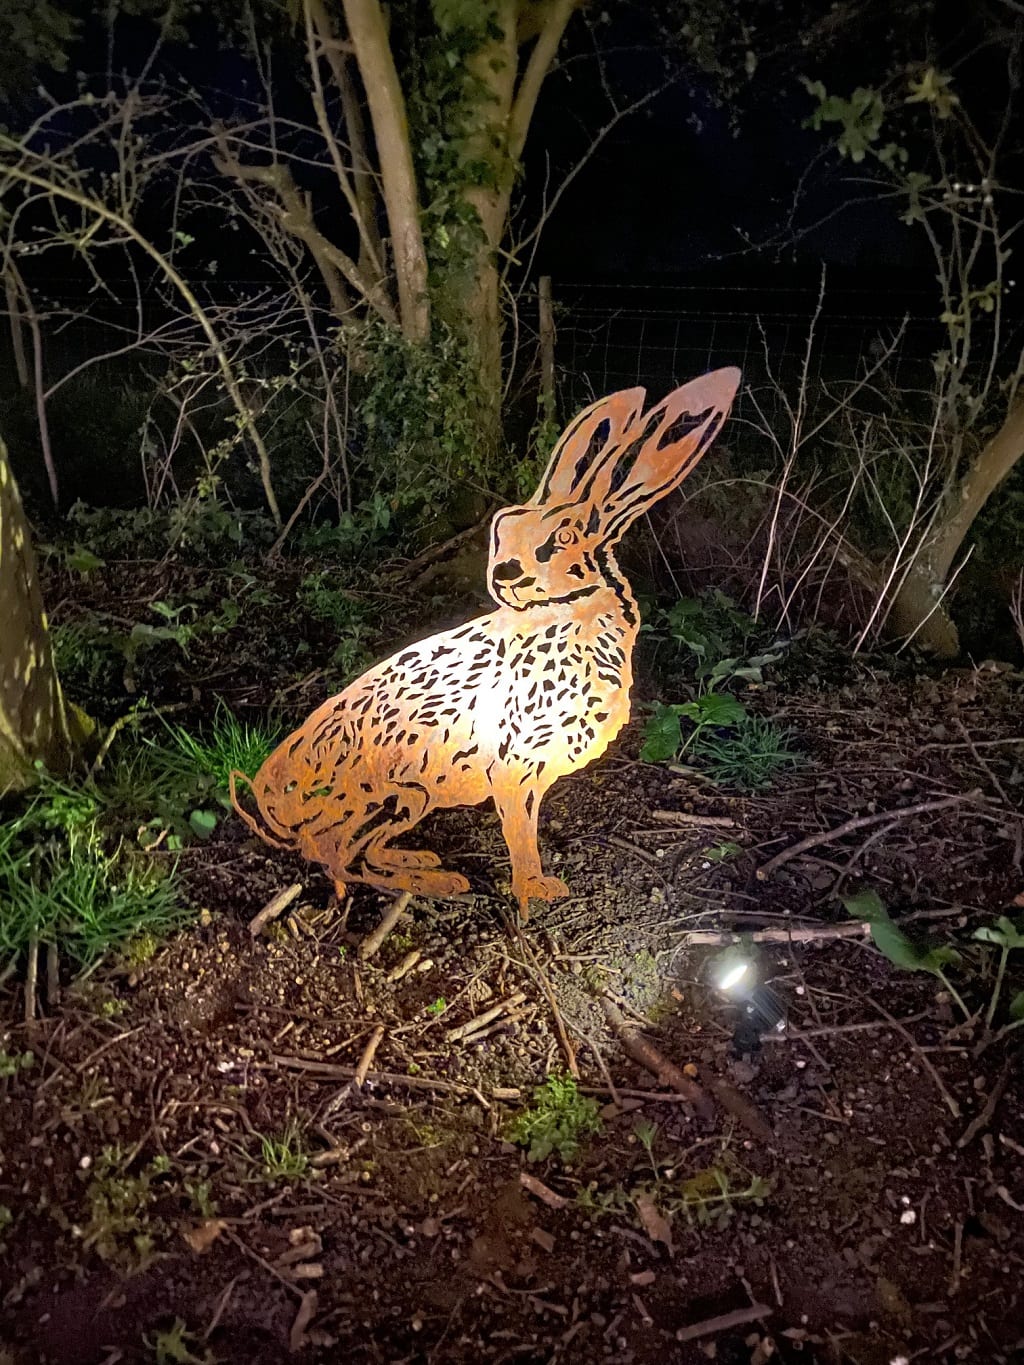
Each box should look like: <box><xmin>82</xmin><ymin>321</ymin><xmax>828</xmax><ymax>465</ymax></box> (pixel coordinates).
<box><xmin>488</xmin><ymin>369</ymin><xmax>741</xmax><ymax>611</ymax></box>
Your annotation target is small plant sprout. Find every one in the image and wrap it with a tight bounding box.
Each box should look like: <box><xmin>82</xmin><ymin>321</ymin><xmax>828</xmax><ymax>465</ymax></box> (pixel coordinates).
<box><xmin>633</xmin><ymin>1119</ymin><xmax>660</xmax><ymax>1180</ymax></box>
<box><xmin>258</xmin><ymin>1121</ymin><xmax>310</xmax><ymax>1183</ymax></box>
<box><xmin>641</xmin><ymin>694</ymin><xmax>800</xmax><ymax>791</ymax></box>
<box><xmin>144</xmin><ymin>1318</ymin><xmax>218</xmax><ymax>1365</ymax></box>
<box><xmin>843</xmin><ymin>890</ymin><xmax>971</xmax><ymax>1020</ymax></box>
<box><xmin>973</xmin><ymin>916</ymin><xmax>1024</xmax><ymax>1030</ymax></box>
<box><xmin>507</xmin><ymin>1073</ymin><xmax>602</xmax><ymax>1163</ymax></box>
<box><xmin>425</xmin><ymin>996</ymin><xmax>447</xmax><ymax>1017</ymax></box>
<box><xmin>704</xmin><ymin>841</ymin><xmax>743</xmax><ymax>863</ymax></box>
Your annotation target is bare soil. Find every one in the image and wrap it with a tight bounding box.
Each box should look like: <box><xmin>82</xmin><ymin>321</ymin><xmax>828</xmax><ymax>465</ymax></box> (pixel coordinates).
<box><xmin>2</xmin><ymin>594</ymin><xmax>1023</xmax><ymax>1364</ymax></box>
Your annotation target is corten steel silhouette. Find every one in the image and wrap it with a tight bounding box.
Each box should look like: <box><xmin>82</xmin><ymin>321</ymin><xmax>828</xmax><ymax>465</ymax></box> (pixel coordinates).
<box><xmin>231</xmin><ymin>369</ymin><xmax>741</xmax><ymax>918</ymax></box>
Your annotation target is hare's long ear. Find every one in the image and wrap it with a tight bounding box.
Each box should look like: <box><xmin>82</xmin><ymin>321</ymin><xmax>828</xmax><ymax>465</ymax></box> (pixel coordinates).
<box><xmin>531</xmin><ymin>388</ymin><xmax>646</xmax><ymax>507</ymax></box>
<box><xmin>596</xmin><ymin>368</ymin><xmax>741</xmax><ymax>542</ymax></box>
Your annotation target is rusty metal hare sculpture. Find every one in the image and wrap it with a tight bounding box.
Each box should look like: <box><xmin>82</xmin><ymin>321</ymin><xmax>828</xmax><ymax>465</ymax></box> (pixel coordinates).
<box><xmin>232</xmin><ymin>368</ymin><xmax>740</xmax><ymax>917</ymax></box>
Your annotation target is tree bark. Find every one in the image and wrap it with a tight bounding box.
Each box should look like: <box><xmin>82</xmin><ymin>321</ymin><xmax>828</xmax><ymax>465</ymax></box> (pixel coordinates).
<box><xmin>341</xmin><ymin>0</ymin><xmax>430</xmax><ymax>343</ymax></box>
<box><xmin>449</xmin><ymin>0</ymin><xmax>578</xmax><ymax>445</ymax></box>
<box><xmin>885</xmin><ymin>400</ymin><xmax>1024</xmax><ymax>655</ymax></box>
<box><xmin>0</xmin><ymin>437</ymin><xmax>84</xmax><ymax>794</ymax></box>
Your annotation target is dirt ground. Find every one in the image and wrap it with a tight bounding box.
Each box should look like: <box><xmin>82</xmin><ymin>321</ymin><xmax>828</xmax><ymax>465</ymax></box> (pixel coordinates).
<box><xmin>2</xmin><ymin>591</ymin><xmax>1023</xmax><ymax>1364</ymax></box>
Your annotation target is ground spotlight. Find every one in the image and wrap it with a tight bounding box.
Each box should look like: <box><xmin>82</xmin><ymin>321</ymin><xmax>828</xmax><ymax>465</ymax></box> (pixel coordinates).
<box><xmin>709</xmin><ymin>945</ymin><xmax>786</xmax><ymax>1040</ymax></box>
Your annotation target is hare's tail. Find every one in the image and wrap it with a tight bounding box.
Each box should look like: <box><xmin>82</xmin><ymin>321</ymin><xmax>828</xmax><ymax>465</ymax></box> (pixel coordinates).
<box><xmin>228</xmin><ymin>769</ymin><xmax>291</xmax><ymax>851</ymax></box>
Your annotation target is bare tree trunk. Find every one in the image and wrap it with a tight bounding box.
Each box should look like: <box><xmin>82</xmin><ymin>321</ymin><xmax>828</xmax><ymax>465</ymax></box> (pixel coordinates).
<box><xmin>0</xmin><ymin>437</ymin><xmax>85</xmax><ymax>794</ymax></box>
<box><xmin>341</xmin><ymin>0</ymin><xmax>430</xmax><ymax>343</ymax></box>
<box><xmin>886</xmin><ymin>400</ymin><xmax>1024</xmax><ymax>655</ymax></box>
<box><xmin>452</xmin><ymin>0</ymin><xmax>578</xmax><ymax>440</ymax></box>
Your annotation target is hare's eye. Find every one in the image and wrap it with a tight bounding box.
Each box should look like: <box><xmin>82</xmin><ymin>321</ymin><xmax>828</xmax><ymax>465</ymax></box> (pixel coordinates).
<box><xmin>556</xmin><ymin>528</ymin><xmax>576</xmax><ymax>546</ymax></box>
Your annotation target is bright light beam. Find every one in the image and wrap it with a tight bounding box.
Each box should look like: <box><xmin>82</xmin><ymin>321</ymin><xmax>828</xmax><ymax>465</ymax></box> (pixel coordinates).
<box><xmin>717</xmin><ymin>959</ymin><xmax>751</xmax><ymax>994</ymax></box>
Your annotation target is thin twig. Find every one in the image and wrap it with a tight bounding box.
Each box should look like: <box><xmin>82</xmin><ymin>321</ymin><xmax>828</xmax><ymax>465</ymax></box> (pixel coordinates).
<box><xmin>954</xmin><ymin>717</ymin><xmax>1012</xmax><ymax>806</ymax></box>
<box><xmin>270</xmin><ymin>1054</ymin><xmax>519</xmax><ymax>1104</ymax></box>
<box><xmin>249</xmin><ymin>883</ymin><xmax>304</xmax><ymax>937</ymax></box>
<box><xmin>359</xmin><ymin>892</ymin><xmax>413</xmax><ymax>961</ymax></box>
<box><xmin>675</xmin><ymin>1303</ymin><xmax>773</xmax><ymax>1344</ymax></box>
<box><xmin>447</xmin><ymin>992</ymin><xmax>528</xmax><ymax>1043</ymax></box>
<box><xmin>510</xmin><ymin>927</ymin><xmax>578</xmax><ymax>1077</ymax></box>
<box><xmin>956</xmin><ymin>1051</ymin><xmax>1017</xmax><ymax>1148</ymax></box>
<box><xmin>222</xmin><ymin>1226</ymin><xmax>304</xmax><ymax>1300</ymax></box>
<box><xmin>353</xmin><ymin>1025</ymin><xmax>385</xmax><ymax>1087</ymax></box>
<box><xmin>867</xmin><ymin>1000</ymin><xmax>961</xmax><ymax>1118</ymax></box>
<box><xmin>757</xmin><ymin>792</ymin><xmax>982</xmax><ymax>880</ymax></box>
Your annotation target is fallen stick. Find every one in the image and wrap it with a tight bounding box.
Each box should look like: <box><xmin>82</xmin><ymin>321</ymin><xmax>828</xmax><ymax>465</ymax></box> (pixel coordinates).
<box><xmin>271</xmin><ymin>1054</ymin><xmax>520</xmax><ymax>1104</ymax></box>
<box><xmin>353</xmin><ymin>1025</ymin><xmax>386</xmax><ymax>1087</ymax></box>
<box><xmin>601</xmin><ymin>998</ymin><xmax>714</xmax><ymax>1120</ymax></box>
<box><xmin>289</xmin><ymin>1290</ymin><xmax>318</xmax><ymax>1355</ymax></box>
<box><xmin>676</xmin><ymin>922</ymin><xmax>872</xmax><ymax>947</ymax></box>
<box><xmin>602</xmin><ymin>998</ymin><xmax>773</xmax><ymax>1141</ymax></box>
<box><xmin>447</xmin><ymin>992</ymin><xmax>528</xmax><ymax>1042</ymax></box>
<box><xmin>24</xmin><ymin>935</ymin><xmax>38</xmax><ymax>1026</ymax></box>
<box><xmin>359</xmin><ymin>892</ymin><xmax>413</xmax><ymax>961</ymax></box>
<box><xmin>249</xmin><ymin>883</ymin><xmax>303</xmax><ymax>937</ymax></box>
<box><xmin>957</xmin><ymin>1051</ymin><xmax>1016</xmax><ymax>1149</ymax></box>
<box><xmin>757</xmin><ymin>791</ymin><xmax>981</xmax><ymax>880</ymax></box>
<box><xmin>520</xmin><ymin>1172</ymin><xmax>569</xmax><ymax>1210</ymax></box>
<box><xmin>675</xmin><ymin>1303</ymin><xmax>772</xmax><ymax>1344</ymax></box>
<box><xmin>387</xmin><ymin>950</ymin><xmax>421</xmax><ymax>983</ymax></box>
<box><xmin>649</xmin><ymin>810</ymin><xmax>737</xmax><ymax>828</ymax></box>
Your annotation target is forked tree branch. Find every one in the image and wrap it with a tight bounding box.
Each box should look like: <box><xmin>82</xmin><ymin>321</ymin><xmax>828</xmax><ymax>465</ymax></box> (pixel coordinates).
<box><xmin>341</xmin><ymin>0</ymin><xmax>430</xmax><ymax>341</ymax></box>
<box><xmin>509</xmin><ymin>0</ymin><xmax>580</xmax><ymax>166</ymax></box>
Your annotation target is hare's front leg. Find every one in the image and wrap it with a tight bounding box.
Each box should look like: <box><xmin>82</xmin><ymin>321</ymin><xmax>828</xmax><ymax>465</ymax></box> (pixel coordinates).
<box><xmin>492</xmin><ymin>781</ymin><xmax>569</xmax><ymax>920</ymax></box>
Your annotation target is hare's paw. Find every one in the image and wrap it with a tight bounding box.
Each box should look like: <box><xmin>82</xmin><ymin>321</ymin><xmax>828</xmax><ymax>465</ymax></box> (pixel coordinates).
<box><xmin>407</xmin><ymin>869</ymin><xmax>470</xmax><ymax>899</ymax></box>
<box><xmin>515</xmin><ymin>874</ymin><xmax>570</xmax><ymax>906</ymax></box>
<box><xmin>366</xmin><ymin>866</ymin><xmax>470</xmax><ymax>900</ymax></box>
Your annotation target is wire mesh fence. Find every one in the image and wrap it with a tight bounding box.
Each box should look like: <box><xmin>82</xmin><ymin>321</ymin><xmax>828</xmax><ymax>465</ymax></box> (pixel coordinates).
<box><xmin>548</xmin><ymin>280</ymin><xmax>941</xmax><ymax>429</ymax></box>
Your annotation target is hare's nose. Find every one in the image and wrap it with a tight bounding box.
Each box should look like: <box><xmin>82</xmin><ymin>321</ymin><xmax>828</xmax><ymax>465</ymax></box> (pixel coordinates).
<box><xmin>493</xmin><ymin>558</ymin><xmax>525</xmax><ymax>582</ymax></box>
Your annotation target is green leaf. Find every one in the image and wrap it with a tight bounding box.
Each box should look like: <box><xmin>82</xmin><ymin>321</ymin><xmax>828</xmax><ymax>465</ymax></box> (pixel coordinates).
<box><xmin>841</xmin><ymin>889</ymin><xmax>888</xmax><ymax>922</ymax></box>
<box><xmin>678</xmin><ymin>693</ymin><xmax>745</xmax><ymax>728</ymax></box>
<box><xmin>704</xmin><ymin>841</ymin><xmax>742</xmax><ymax>862</ymax></box>
<box><xmin>1009</xmin><ymin>990</ymin><xmax>1024</xmax><ymax>1022</ymax></box>
<box><xmin>188</xmin><ymin>809</ymin><xmax>218</xmax><ymax>839</ymax></box>
<box><xmin>66</xmin><ymin>546</ymin><xmax>106</xmax><ymax>574</ymax></box>
<box><xmin>641</xmin><ymin>705</ymin><xmax>683</xmax><ymax>763</ymax></box>
<box><xmin>974</xmin><ymin>917</ymin><xmax>1024</xmax><ymax>950</ymax></box>
<box><xmin>869</xmin><ymin>917</ymin><xmax>929</xmax><ymax>971</ymax></box>
<box><xmin>918</xmin><ymin>945</ymin><xmax>962</xmax><ymax>972</ymax></box>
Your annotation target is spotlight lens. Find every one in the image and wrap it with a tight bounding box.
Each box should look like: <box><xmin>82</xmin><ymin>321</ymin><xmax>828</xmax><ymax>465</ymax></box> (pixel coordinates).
<box><xmin>718</xmin><ymin>960</ymin><xmax>750</xmax><ymax>993</ymax></box>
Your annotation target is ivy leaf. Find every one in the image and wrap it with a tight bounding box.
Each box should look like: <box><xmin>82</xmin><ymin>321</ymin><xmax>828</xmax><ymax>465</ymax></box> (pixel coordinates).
<box><xmin>188</xmin><ymin>809</ymin><xmax>219</xmax><ymax>840</ymax></box>
<box><xmin>868</xmin><ymin>917</ymin><xmax>930</xmax><ymax>971</ymax></box>
<box><xmin>66</xmin><ymin>546</ymin><xmax>105</xmax><ymax>574</ymax></box>
<box><xmin>843</xmin><ymin>891</ymin><xmax>961</xmax><ymax>975</ymax></box>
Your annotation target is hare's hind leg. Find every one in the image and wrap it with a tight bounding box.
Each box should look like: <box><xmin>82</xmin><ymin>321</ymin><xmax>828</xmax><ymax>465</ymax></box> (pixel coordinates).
<box><xmin>360</xmin><ymin>785</ymin><xmax>470</xmax><ymax>899</ymax></box>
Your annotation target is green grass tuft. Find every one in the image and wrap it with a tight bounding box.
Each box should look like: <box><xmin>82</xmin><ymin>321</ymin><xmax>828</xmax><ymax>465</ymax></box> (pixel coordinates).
<box><xmin>0</xmin><ymin>767</ymin><xmax>185</xmax><ymax>967</ymax></box>
<box><xmin>158</xmin><ymin>703</ymin><xmax>282</xmax><ymax>792</ymax></box>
